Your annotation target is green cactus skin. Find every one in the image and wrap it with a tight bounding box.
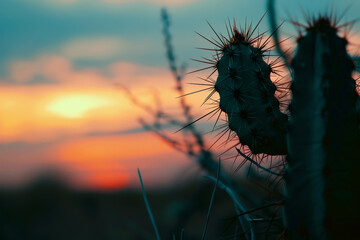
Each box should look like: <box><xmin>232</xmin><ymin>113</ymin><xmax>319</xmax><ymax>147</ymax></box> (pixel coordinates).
<box><xmin>213</xmin><ymin>25</ymin><xmax>288</xmax><ymax>156</ymax></box>
<box><xmin>285</xmin><ymin>18</ymin><xmax>360</xmax><ymax>239</ymax></box>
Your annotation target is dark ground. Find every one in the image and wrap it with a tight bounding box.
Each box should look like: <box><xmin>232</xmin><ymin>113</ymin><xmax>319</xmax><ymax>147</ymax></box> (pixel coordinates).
<box><xmin>0</xmin><ymin>172</ymin><xmax>284</xmax><ymax>240</ymax></box>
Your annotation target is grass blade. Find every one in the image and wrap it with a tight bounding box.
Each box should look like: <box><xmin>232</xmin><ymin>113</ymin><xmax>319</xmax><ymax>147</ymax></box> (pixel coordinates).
<box><xmin>138</xmin><ymin>168</ymin><xmax>161</xmax><ymax>240</ymax></box>
<box><xmin>201</xmin><ymin>159</ymin><xmax>221</xmax><ymax>240</ymax></box>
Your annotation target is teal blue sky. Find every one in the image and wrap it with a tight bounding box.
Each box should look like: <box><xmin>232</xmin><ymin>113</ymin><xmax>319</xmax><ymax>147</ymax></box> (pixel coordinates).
<box><xmin>0</xmin><ymin>0</ymin><xmax>359</xmax><ymax>75</ymax></box>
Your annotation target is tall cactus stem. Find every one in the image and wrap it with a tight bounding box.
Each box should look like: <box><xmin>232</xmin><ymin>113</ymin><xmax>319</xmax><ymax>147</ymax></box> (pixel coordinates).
<box><xmin>285</xmin><ymin>17</ymin><xmax>360</xmax><ymax>239</ymax></box>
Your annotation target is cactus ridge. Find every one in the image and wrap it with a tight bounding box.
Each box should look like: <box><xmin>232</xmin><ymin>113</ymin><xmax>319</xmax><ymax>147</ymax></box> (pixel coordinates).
<box><xmin>191</xmin><ymin>18</ymin><xmax>289</xmax><ymax>157</ymax></box>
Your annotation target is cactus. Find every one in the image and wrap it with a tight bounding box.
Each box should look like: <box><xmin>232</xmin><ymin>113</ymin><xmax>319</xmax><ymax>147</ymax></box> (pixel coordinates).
<box><xmin>194</xmin><ymin>19</ymin><xmax>288</xmax><ymax>156</ymax></box>
<box><xmin>192</xmin><ymin>12</ymin><xmax>360</xmax><ymax>240</ymax></box>
<box><xmin>285</xmin><ymin>17</ymin><xmax>360</xmax><ymax>239</ymax></box>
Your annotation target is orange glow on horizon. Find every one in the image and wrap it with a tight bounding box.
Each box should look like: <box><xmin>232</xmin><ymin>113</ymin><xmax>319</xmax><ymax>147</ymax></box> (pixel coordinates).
<box><xmin>50</xmin><ymin>133</ymin><xmax>176</xmax><ymax>189</ymax></box>
<box><xmin>53</xmin><ymin>134</ymin><xmax>173</xmax><ymax>163</ymax></box>
<box><xmin>74</xmin><ymin>172</ymin><xmax>130</xmax><ymax>190</ymax></box>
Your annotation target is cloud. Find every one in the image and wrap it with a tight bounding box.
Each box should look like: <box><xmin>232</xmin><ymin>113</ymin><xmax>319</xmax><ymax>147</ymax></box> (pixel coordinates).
<box><xmin>61</xmin><ymin>37</ymin><xmax>124</xmax><ymax>60</ymax></box>
<box><xmin>7</xmin><ymin>54</ymin><xmax>112</xmax><ymax>85</ymax></box>
<box><xmin>8</xmin><ymin>55</ymin><xmax>72</xmax><ymax>84</ymax></box>
<box><xmin>86</xmin><ymin>126</ymin><xmax>146</xmax><ymax>136</ymax></box>
<box><xmin>346</xmin><ymin>32</ymin><xmax>360</xmax><ymax>56</ymax></box>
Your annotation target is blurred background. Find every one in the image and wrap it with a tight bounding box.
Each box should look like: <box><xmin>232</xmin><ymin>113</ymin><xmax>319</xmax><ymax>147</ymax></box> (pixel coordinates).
<box><xmin>0</xmin><ymin>0</ymin><xmax>359</xmax><ymax>239</ymax></box>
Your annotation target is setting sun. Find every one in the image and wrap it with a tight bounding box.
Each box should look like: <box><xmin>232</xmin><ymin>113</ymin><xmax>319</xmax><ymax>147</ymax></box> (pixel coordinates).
<box><xmin>46</xmin><ymin>94</ymin><xmax>115</xmax><ymax>118</ymax></box>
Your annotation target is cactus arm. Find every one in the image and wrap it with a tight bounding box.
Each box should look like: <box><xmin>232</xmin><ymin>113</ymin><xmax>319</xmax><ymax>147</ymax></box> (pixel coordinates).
<box><xmin>214</xmin><ymin>26</ymin><xmax>288</xmax><ymax>156</ymax></box>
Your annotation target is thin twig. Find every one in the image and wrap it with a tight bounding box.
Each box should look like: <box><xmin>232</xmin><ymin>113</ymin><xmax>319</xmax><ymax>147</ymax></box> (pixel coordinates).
<box><xmin>267</xmin><ymin>0</ymin><xmax>291</xmax><ymax>68</ymax></box>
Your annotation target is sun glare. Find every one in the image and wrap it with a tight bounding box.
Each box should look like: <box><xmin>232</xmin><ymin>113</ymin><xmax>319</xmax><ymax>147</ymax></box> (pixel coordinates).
<box><xmin>46</xmin><ymin>94</ymin><xmax>114</xmax><ymax>118</ymax></box>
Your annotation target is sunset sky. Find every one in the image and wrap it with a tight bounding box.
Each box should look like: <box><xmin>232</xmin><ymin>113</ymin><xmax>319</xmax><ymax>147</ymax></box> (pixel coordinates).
<box><xmin>0</xmin><ymin>0</ymin><xmax>359</xmax><ymax>190</ymax></box>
